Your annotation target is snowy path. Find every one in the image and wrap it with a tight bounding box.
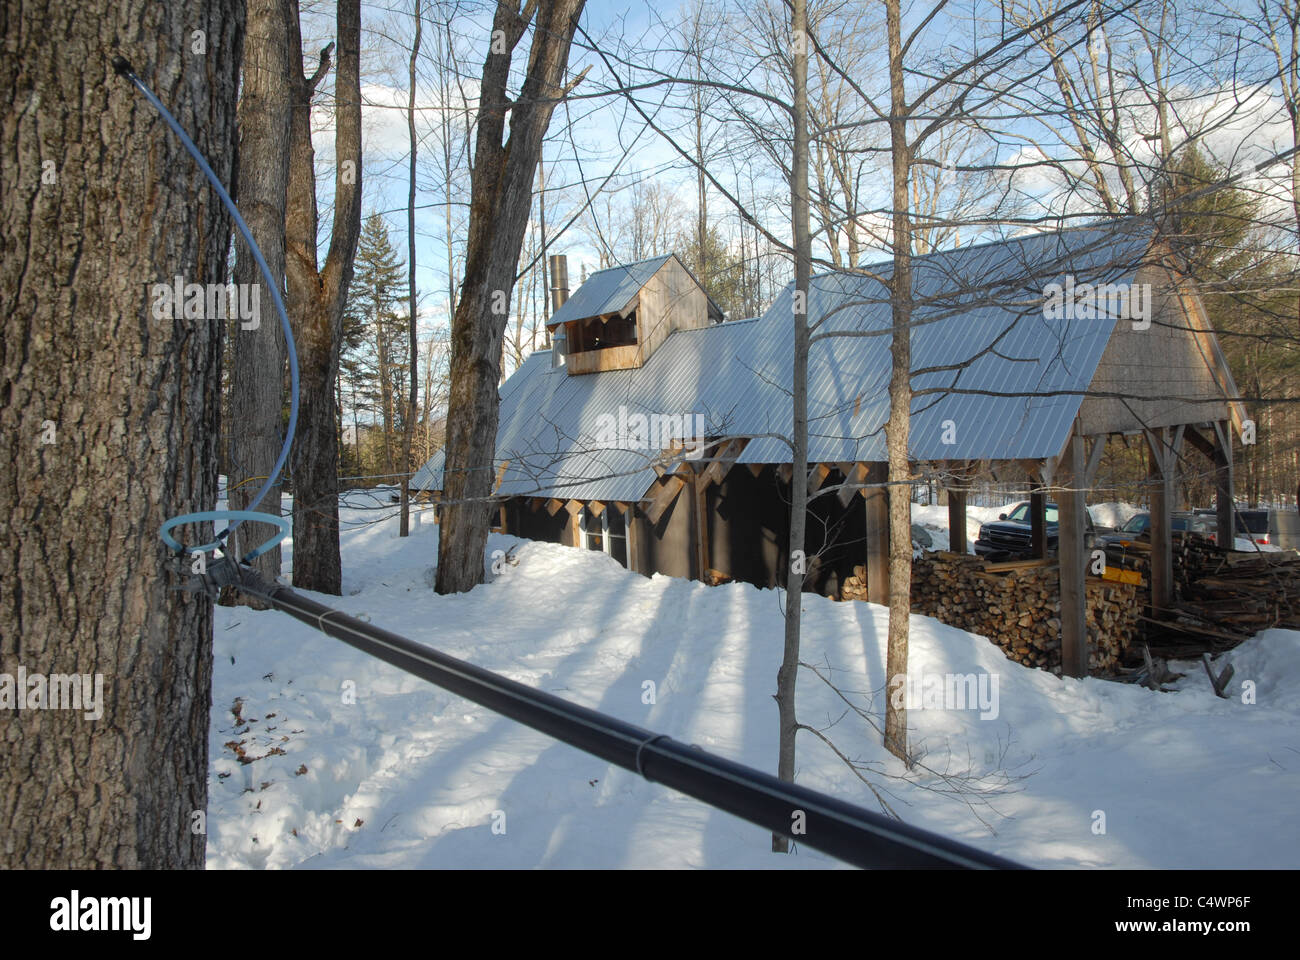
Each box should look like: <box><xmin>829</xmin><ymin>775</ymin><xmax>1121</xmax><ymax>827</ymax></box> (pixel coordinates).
<box><xmin>206</xmin><ymin>494</ymin><xmax>1300</xmax><ymax>869</ymax></box>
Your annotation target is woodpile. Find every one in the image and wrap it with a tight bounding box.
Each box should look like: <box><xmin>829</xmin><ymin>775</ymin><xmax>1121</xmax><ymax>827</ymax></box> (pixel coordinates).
<box><xmin>841</xmin><ymin>552</ymin><xmax>1139</xmax><ymax>674</ymax></box>
<box><xmin>1145</xmin><ymin>539</ymin><xmax>1300</xmax><ymax>648</ymax></box>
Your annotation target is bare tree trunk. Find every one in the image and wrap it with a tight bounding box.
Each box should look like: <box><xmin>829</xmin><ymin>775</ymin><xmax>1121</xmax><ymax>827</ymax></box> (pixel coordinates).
<box><xmin>773</xmin><ymin>0</ymin><xmax>811</xmax><ymax>855</ymax></box>
<box><xmin>399</xmin><ymin>0</ymin><xmax>423</xmax><ymax>537</ymax></box>
<box><xmin>883</xmin><ymin>0</ymin><xmax>912</xmax><ymax>766</ymax></box>
<box><xmin>228</xmin><ymin>0</ymin><xmax>292</xmax><ymax>600</ymax></box>
<box><xmin>376</xmin><ymin>294</ymin><xmax>395</xmax><ymax>475</ymax></box>
<box><xmin>285</xmin><ymin>0</ymin><xmax>363</xmax><ymax>594</ymax></box>
<box><xmin>0</xmin><ymin>0</ymin><xmax>243</xmax><ymax>867</ymax></box>
<box><xmin>539</xmin><ymin>155</ymin><xmax>550</xmax><ymax>339</ymax></box>
<box><xmin>436</xmin><ymin>0</ymin><xmax>586</xmax><ymax>595</ymax></box>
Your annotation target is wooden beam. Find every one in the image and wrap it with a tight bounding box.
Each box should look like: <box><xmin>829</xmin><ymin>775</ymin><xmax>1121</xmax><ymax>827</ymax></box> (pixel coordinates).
<box><xmin>1145</xmin><ymin>429</ymin><xmax>1174</xmax><ymax>614</ymax></box>
<box><xmin>528</xmin><ymin>497</ymin><xmax>543</xmax><ymax>512</ymax></box>
<box><xmin>807</xmin><ymin>462</ymin><xmax>831</xmax><ymax>494</ymax></box>
<box><xmin>493</xmin><ymin>459</ymin><xmax>511</xmax><ymax>491</ymax></box>
<box><xmin>1030</xmin><ymin>490</ymin><xmax>1048</xmax><ymax>559</ymax></box>
<box><xmin>864</xmin><ymin>463</ymin><xmax>889</xmax><ymax>603</ymax></box>
<box><xmin>838</xmin><ymin>462</ymin><xmax>867</xmax><ymax>508</ymax></box>
<box><xmin>1083</xmin><ymin>435</ymin><xmax>1106</xmax><ymax>487</ymax></box>
<box><xmin>747</xmin><ymin>462</ymin><xmax>765</xmax><ymax>478</ymax></box>
<box><xmin>1183</xmin><ymin>424</ymin><xmax>1215</xmax><ymax>460</ymax></box>
<box><xmin>625</xmin><ymin>505</ymin><xmax>641</xmax><ymax>574</ymax></box>
<box><xmin>587</xmin><ymin>500</ymin><xmax>606</xmax><ymax>517</ymax></box>
<box><xmin>1213</xmin><ymin>419</ymin><xmax>1234</xmax><ymax>550</ymax></box>
<box><xmin>701</xmin><ymin>437</ymin><xmax>746</xmax><ymax>487</ymax></box>
<box><xmin>692</xmin><ymin>473</ymin><xmax>709</xmax><ymax>582</ymax></box>
<box><xmin>776</xmin><ymin>463</ymin><xmax>793</xmax><ymax>485</ymax></box>
<box><xmin>1059</xmin><ymin>426</ymin><xmax>1088</xmax><ymax>678</ymax></box>
<box><xmin>947</xmin><ymin>486</ymin><xmax>968</xmax><ymax>554</ymax></box>
<box><xmin>545</xmin><ymin>498</ymin><xmax>564</xmax><ymax>516</ymax></box>
<box><xmin>645</xmin><ymin>475</ymin><xmax>685</xmax><ymax>526</ymax></box>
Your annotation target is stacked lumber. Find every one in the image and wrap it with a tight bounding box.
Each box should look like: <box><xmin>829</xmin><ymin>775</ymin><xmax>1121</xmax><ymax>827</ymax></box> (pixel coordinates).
<box><xmin>1149</xmin><ymin>540</ymin><xmax>1300</xmax><ymax>645</ymax></box>
<box><xmin>842</xmin><ymin>552</ymin><xmax>1139</xmax><ymax>674</ymax></box>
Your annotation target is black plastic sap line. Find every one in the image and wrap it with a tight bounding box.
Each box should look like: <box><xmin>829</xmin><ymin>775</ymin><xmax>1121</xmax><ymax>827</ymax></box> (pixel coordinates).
<box><xmin>229</xmin><ymin>564</ymin><xmax>1024</xmax><ymax>870</ymax></box>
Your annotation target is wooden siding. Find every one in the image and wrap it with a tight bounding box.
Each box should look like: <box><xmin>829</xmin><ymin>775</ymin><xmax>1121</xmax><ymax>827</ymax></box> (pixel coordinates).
<box><xmin>566</xmin><ymin>341</ymin><xmax>641</xmax><ymax>374</ymax></box>
<box><xmin>1077</xmin><ymin>262</ymin><xmax>1231</xmax><ymax>436</ymax></box>
<box><xmin>636</xmin><ymin>257</ymin><xmax>712</xmax><ymax>363</ymax></box>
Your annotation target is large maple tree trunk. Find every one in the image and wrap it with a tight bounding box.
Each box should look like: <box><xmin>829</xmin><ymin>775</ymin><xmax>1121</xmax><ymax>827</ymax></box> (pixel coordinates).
<box><xmin>437</xmin><ymin>0</ymin><xmax>586</xmax><ymax>594</ymax></box>
<box><xmin>0</xmin><ymin>0</ymin><xmax>243</xmax><ymax>866</ymax></box>
<box><xmin>228</xmin><ymin>0</ymin><xmax>292</xmax><ymax>598</ymax></box>
<box><xmin>285</xmin><ymin>0</ymin><xmax>363</xmax><ymax>595</ymax></box>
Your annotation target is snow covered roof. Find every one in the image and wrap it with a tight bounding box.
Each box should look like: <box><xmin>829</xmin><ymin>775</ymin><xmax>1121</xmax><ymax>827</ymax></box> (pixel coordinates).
<box><xmin>414</xmin><ymin>221</ymin><xmax>1217</xmax><ymax>503</ymax></box>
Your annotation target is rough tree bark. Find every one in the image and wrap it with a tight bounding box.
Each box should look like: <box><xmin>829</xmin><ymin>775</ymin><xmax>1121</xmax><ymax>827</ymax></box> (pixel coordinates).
<box><xmin>773</xmin><ymin>0</ymin><xmax>812</xmax><ymax>855</ymax></box>
<box><xmin>228</xmin><ymin>0</ymin><xmax>292</xmax><ymax>599</ymax></box>
<box><xmin>0</xmin><ymin>0</ymin><xmax>243</xmax><ymax>866</ymax></box>
<box><xmin>883</xmin><ymin>0</ymin><xmax>913</xmax><ymax>766</ymax></box>
<box><xmin>285</xmin><ymin>0</ymin><xmax>363</xmax><ymax>594</ymax></box>
<box><xmin>436</xmin><ymin>0</ymin><xmax>586</xmax><ymax>594</ymax></box>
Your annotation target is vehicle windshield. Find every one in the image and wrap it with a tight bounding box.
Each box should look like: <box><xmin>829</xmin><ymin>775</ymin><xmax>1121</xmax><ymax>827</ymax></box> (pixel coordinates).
<box><xmin>1121</xmin><ymin>514</ymin><xmax>1150</xmax><ymax>534</ymax></box>
<box><xmin>1117</xmin><ymin>514</ymin><xmax>1202</xmax><ymax>534</ymax></box>
<box><xmin>1239</xmin><ymin>511</ymin><xmax>1269</xmax><ymax>534</ymax></box>
<box><xmin>1005</xmin><ymin>503</ymin><xmax>1059</xmax><ymax>523</ymax></box>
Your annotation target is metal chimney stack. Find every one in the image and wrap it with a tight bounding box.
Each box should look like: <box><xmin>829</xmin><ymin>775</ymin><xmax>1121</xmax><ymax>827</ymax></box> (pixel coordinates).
<box><xmin>548</xmin><ymin>255</ymin><xmax>569</xmax><ymax>314</ymax></box>
<box><xmin>549</xmin><ymin>255</ymin><xmax>569</xmax><ymax>369</ymax></box>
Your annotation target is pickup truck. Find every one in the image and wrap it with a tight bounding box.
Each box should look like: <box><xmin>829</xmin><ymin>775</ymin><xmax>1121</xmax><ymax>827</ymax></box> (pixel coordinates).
<box><xmin>973</xmin><ymin>501</ymin><xmax>1098</xmax><ymax>561</ymax></box>
<box><xmin>1095</xmin><ymin>510</ymin><xmax>1215</xmax><ymax>569</ymax></box>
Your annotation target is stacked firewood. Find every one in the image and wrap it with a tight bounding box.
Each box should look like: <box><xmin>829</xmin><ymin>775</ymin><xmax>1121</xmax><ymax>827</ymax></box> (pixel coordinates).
<box><xmin>841</xmin><ymin>552</ymin><xmax>1139</xmax><ymax>674</ymax></box>
<box><xmin>1149</xmin><ymin>540</ymin><xmax>1300</xmax><ymax>644</ymax></box>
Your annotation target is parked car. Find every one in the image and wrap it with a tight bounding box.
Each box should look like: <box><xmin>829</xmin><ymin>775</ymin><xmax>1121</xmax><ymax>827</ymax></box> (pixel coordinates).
<box><xmin>1096</xmin><ymin>510</ymin><xmax>1215</xmax><ymax>569</ymax></box>
<box><xmin>1193</xmin><ymin>506</ymin><xmax>1299</xmax><ymax>550</ymax></box>
<box><xmin>974</xmin><ymin>501</ymin><xmax>1098</xmax><ymax>560</ymax></box>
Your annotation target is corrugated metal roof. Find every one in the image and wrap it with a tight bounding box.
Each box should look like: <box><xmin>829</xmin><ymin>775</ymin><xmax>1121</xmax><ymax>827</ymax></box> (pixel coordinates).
<box><xmin>414</xmin><ymin>222</ymin><xmax>1165</xmax><ymax>501</ymax></box>
<box><xmin>545</xmin><ymin>255</ymin><xmax>673</xmax><ymax>328</ymax></box>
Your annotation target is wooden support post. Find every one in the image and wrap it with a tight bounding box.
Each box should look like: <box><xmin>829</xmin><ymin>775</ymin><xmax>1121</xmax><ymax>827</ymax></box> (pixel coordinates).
<box><xmin>1083</xmin><ymin>436</ymin><xmax>1106</xmax><ymax>487</ymax></box>
<box><xmin>1058</xmin><ymin>427</ymin><xmax>1088</xmax><ymax>678</ymax></box>
<box><xmin>864</xmin><ymin>462</ymin><xmax>889</xmax><ymax>603</ymax></box>
<box><xmin>692</xmin><ymin>471</ymin><xmax>709</xmax><ymax>582</ymax></box>
<box><xmin>1146</xmin><ymin>429</ymin><xmax>1174</xmax><ymax>615</ymax></box>
<box><xmin>947</xmin><ymin>486</ymin><xmax>968</xmax><ymax>554</ymax></box>
<box><xmin>1213</xmin><ymin>420</ymin><xmax>1234</xmax><ymax>549</ymax></box>
<box><xmin>564</xmin><ymin>500</ymin><xmax>583</xmax><ymax>548</ymax></box>
<box><xmin>626</xmin><ymin>505</ymin><xmax>641</xmax><ymax>574</ymax></box>
<box><xmin>1030</xmin><ymin>489</ymin><xmax>1047</xmax><ymax>559</ymax></box>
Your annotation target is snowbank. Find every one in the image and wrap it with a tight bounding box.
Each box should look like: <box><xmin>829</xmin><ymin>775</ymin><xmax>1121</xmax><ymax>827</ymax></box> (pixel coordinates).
<box><xmin>206</xmin><ymin>495</ymin><xmax>1300</xmax><ymax>869</ymax></box>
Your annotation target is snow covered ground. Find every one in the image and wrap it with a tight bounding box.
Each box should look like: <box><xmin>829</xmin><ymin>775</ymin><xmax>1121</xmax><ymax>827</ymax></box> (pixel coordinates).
<box><xmin>207</xmin><ymin>491</ymin><xmax>1300</xmax><ymax>869</ymax></box>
